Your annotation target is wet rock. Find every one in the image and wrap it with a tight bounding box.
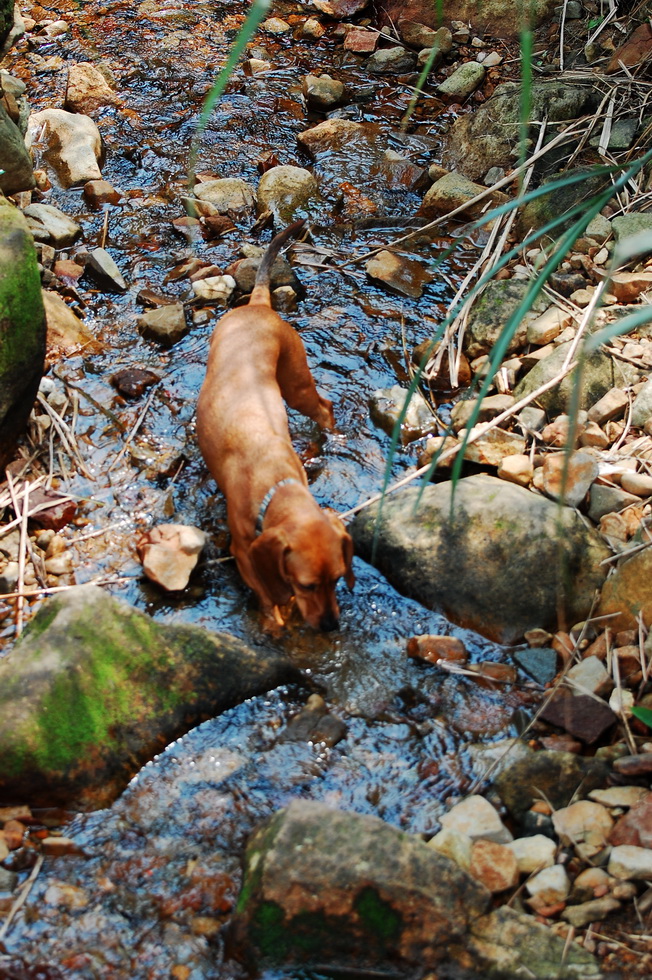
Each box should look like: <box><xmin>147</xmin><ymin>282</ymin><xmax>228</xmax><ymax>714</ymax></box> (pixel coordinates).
<box><xmin>514</xmin><ymin>341</ymin><xmax>614</xmax><ymax>417</ymax></box>
<box><xmin>470</xmin><ymin>840</ymin><xmax>518</xmax><ymax>893</ymax></box>
<box><xmin>407</xmin><ymin>634</ymin><xmax>467</xmax><ymax>664</ymax></box>
<box><xmin>111</xmin><ymin>368</ymin><xmax>160</xmax><ymax>398</ymax></box>
<box><xmin>553</xmin><ymin>801</ymin><xmax>614</xmax><ymax>859</ymax></box>
<box><xmin>302</xmin><ymin>73</ymin><xmax>344</xmax><ymax>109</ymax></box>
<box><xmin>0</xmin><ymin>585</ymin><xmax>295</xmax><ymax>808</ymax></box>
<box><xmin>441</xmin><ymin>81</ymin><xmax>599</xmax><ymax>182</ymax></box>
<box><xmin>608</xmin><ymin>844</ymin><xmax>652</xmax><ymax>880</ymax></box>
<box><xmin>419</xmin><ymin>170</ymin><xmax>509</xmax><ymax>223</ymax></box>
<box><xmin>83</xmin><ymin>178</ymin><xmax>122</xmax><ymax>207</ymax></box>
<box><xmin>193</xmin><ymin>177</ymin><xmax>256</xmax><ymax>216</ymax></box>
<box><xmin>369</xmin><ymin>384</ymin><xmax>437</xmax><ymax>444</ymax></box>
<box><xmin>191</xmin><ymin>274</ymin><xmax>235</xmax><ymax>305</ymax></box>
<box><xmin>300</xmin><ymin>17</ymin><xmax>325</xmax><ymax>39</ymax></box>
<box><xmin>27</xmin><ymin>108</ymin><xmax>102</xmax><ymax>188</ymax></box>
<box><xmin>227</xmin><ymin>255</ymin><xmax>297</xmax><ymax>295</ymax></box>
<box><xmin>438</xmin><ymin>62</ymin><xmax>485</xmax><ymax>99</ymax></box>
<box><xmin>257</xmin><ymin>165</ymin><xmax>319</xmax><ymax>224</ymax></box>
<box><xmin>539</xmin><ymin>690</ymin><xmax>617</xmax><ymax>745</ymax></box>
<box><xmin>468</xmin><ymin>906</ymin><xmax>599</xmax><ymax>978</ymax></box>
<box><xmin>343</xmin><ymin>27</ymin><xmax>378</xmax><ymax>52</ymax></box>
<box><xmin>0</xmin><ymin>201</ymin><xmax>46</xmax><ymax>470</ymax></box>
<box><xmin>65</xmin><ymin>62</ymin><xmax>117</xmax><ymax>114</ymax></box>
<box><xmin>351</xmin><ymin>474</ymin><xmax>609</xmax><ymax>644</ymax></box>
<box><xmin>297</xmin><ymin>118</ymin><xmax>376</xmax><ymax>157</ymax></box>
<box><xmin>506</xmin><ymin>834</ymin><xmax>556</xmax><ymax>873</ymax></box>
<box><xmin>598</xmin><ymin>546</ymin><xmax>652</xmax><ymax>631</ymax></box>
<box><xmin>281</xmin><ymin>694</ymin><xmax>346</xmax><ymax>748</ymax></box>
<box><xmin>137</xmin><ymin>524</ymin><xmax>207</xmax><ymax>591</ymax></box>
<box><xmin>464</xmin><ymin>280</ymin><xmax>548</xmax><ymax>358</ymax></box>
<box><xmin>260</xmin><ymin>16</ymin><xmax>290</xmax><ymax>33</ymax></box>
<box><xmin>85</xmin><ymin>247</ymin><xmax>128</xmax><ymax>292</ymax></box>
<box><xmin>494</xmin><ymin>749</ymin><xmax>610</xmax><ymax>823</ymax></box>
<box><xmin>608</xmin><ymin>793</ymin><xmax>652</xmax><ymax>847</ymax></box>
<box><xmin>365</xmin><ymin>249</ymin><xmax>431</xmax><ymax>298</ymax></box>
<box><xmin>440</xmin><ymin>795</ymin><xmax>512</xmax><ymax>844</ymax></box>
<box><xmin>539</xmin><ymin>451</ymin><xmax>599</xmax><ymax>507</ymax></box>
<box><xmin>23</xmin><ymin>203</ymin><xmax>81</xmax><ymax>248</ymax></box>
<box><xmin>42</xmin><ymin>289</ymin><xmax>98</xmax><ymax>352</ymax></box>
<box><xmin>137</xmin><ymin>303</ymin><xmax>187</xmax><ymax>346</ymax></box>
<box><xmin>233</xmin><ymin>798</ymin><xmax>489</xmax><ymax>973</ymax></box>
<box><xmin>382</xmin><ymin>150</ymin><xmax>429</xmax><ymax>192</ymax></box>
<box><xmin>0</xmin><ymin>104</ymin><xmax>34</xmax><ymax>195</ymax></box>
<box><xmin>367</xmin><ymin>47</ymin><xmax>417</xmax><ymax>73</ymax></box>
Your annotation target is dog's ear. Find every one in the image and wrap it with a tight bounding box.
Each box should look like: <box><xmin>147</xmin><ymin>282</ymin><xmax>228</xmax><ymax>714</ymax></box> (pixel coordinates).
<box><xmin>325</xmin><ymin>509</ymin><xmax>355</xmax><ymax>590</ymax></box>
<box><xmin>248</xmin><ymin>528</ymin><xmax>293</xmax><ymax>606</ymax></box>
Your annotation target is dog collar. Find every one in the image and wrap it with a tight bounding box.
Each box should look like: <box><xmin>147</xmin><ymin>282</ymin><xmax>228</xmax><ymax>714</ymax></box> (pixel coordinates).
<box><xmin>255</xmin><ymin>478</ymin><xmax>301</xmax><ymax>536</ymax></box>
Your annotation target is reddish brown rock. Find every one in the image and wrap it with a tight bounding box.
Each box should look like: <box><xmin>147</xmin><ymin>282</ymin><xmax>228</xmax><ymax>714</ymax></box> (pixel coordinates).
<box><xmin>470</xmin><ymin>839</ymin><xmax>519</xmax><ymax>893</ymax></box>
<box><xmin>407</xmin><ymin>634</ymin><xmax>467</xmax><ymax>664</ymax></box>
<box><xmin>606</xmin><ymin>23</ymin><xmax>652</xmax><ymax>73</ymax></box>
<box><xmin>539</xmin><ymin>690</ymin><xmax>617</xmax><ymax>744</ymax></box>
<box><xmin>609</xmin><ymin>794</ymin><xmax>652</xmax><ymax>848</ymax></box>
<box><xmin>343</xmin><ymin>28</ymin><xmax>378</xmax><ymax>52</ymax></box>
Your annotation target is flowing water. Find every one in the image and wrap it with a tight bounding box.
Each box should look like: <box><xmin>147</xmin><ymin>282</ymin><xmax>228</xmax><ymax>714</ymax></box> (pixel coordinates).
<box><xmin>0</xmin><ymin>1</ymin><xmax>535</xmax><ymax>975</ymax></box>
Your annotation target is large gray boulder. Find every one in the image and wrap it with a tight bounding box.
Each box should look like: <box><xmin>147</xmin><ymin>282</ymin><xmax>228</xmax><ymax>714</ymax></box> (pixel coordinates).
<box><xmin>0</xmin><ymin>103</ymin><xmax>35</xmax><ymax>195</ymax></box>
<box><xmin>0</xmin><ymin>200</ymin><xmax>45</xmax><ymax>469</ymax></box>
<box><xmin>233</xmin><ymin>799</ymin><xmax>490</xmax><ymax>973</ymax></box>
<box><xmin>350</xmin><ymin>475</ymin><xmax>610</xmax><ymax>643</ymax></box>
<box><xmin>440</xmin><ymin>82</ymin><xmax>600</xmax><ymax>182</ymax></box>
<box><xmin>0</xmin><ymin>585</ymin><xmax>297</xmax><ymax>809</ymax></box>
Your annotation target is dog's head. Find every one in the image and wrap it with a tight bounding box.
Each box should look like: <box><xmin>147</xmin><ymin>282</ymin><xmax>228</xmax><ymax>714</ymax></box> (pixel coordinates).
<box><xmin>249</xmin><ymin>509</ymin><xmax>354</xmax><ymax>631</ymax></box>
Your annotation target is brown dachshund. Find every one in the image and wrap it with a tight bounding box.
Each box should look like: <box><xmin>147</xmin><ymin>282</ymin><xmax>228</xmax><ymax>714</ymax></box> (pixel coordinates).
<box><xmin>196</xmin><ymin>220</ymin><xmax>354</xmax><ymax>631</ymax></box>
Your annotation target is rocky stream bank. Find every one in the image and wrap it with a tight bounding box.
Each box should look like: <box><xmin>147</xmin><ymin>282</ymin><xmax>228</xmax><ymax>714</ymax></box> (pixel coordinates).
<box><xmin>1</xmin><ymin>0</ymin><xmax>652</xmax><ymax>975</ymax></box>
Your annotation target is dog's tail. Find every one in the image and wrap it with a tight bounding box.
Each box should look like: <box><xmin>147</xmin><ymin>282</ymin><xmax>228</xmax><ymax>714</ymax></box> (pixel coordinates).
<box><xmin>249</xmin><ymin>219</ymin><xmax>306</xmax><ymax>306</ymax></box>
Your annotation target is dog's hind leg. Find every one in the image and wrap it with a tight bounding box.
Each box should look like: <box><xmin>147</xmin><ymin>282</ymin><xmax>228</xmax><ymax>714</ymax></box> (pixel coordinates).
<box><xmin>275</xmin><ymin>324</ymin><xmax>334</xmax><ymax>429</ymax></box>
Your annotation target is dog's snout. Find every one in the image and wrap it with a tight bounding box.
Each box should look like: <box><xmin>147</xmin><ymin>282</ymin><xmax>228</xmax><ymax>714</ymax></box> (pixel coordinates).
<box><xmin>320</xmin><ymin>611</ymin><xmax>339</xmax><ymax>632</ymax></box>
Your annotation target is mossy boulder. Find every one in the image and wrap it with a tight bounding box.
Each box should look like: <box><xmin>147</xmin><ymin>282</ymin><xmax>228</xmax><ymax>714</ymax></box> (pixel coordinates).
<box><xmin>350</xmin><ymin>475</ymin><xmax>610</xmax><ymax>643</ymax></box>
<box><xmin>0</xmin><ymin>199</ymin><xmax>45</xmax><ymax>469</ymax></box>
<box><xmin>0</xmin><ymin>105</ymin><xmax>35</xmax><ymax>195</ymax></box>
<box><xmin>0</xmin><ymin>585</ymin><xmax>297</xmax><ymax>809</ymax></box>
<box><xmin>441</xmin><ymin>81</ymin><xmax>600</xmax><ymax>182</ymax></box>
<box><xmin>233</xmin><ymin>799</ymin><xmax>489</xmax><ymax>973</ymax></box>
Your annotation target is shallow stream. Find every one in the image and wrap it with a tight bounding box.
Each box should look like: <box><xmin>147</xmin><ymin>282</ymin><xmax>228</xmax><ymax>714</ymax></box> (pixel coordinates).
<box><xmin>0</xmin><ymin>1</ymin><xmax>535</xmax><ymax>975</ymax></box>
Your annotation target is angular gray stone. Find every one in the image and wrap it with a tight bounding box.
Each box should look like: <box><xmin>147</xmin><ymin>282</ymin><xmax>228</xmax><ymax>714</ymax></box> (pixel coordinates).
<box><xmin>85</xmin><ymin>247</ymin><xmax>128</xmax><ymax>292</ymax></box>
<box><xmin>23</xmin><ymin>203</ymin><xmax>81</xmax><ymax>248</ymax></box>
<box><xmin>137</xmin><ymin>303</ymin><xmax>187</xmax><ymax>346</ymax></box>
<box><xmin>631</xmin><ymin>378</ymin><xmax>652</xmax><ymax>427</ymax></box>
<box><xmin>0</xmin><ymin>585</ymin><xmax>295</xmax><ymax>809</ymax></box>
<box><xmin>350</xmin><ymin>475</ymin><xmax>609</xmax><ymax>643</ymax></box>
<box><xmin>0</xmin><ymin>201</ymin><xmax>45</xmax><ymax>469</ymax></box>
<box><xmin>514</xmin><ymin>340</ymin><xmax>614</xmax><ymax>416</ymax></box>
<box><xmin>367</xmin><ymin>47</ymin><xmax>417</xmax><ymax>73</ymax></box>
<box><xmin>234</xmin><ymin>799</ymin><xmax>489</xmax><ymax>973</ymax></box>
